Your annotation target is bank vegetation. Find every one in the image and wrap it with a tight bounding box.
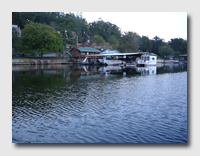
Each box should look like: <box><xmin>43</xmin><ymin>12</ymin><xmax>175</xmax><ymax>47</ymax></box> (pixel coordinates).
<box><xmin>12</xmin><ymin>12</ymin><xmax>187</xmax><ymax>59</ymax></box>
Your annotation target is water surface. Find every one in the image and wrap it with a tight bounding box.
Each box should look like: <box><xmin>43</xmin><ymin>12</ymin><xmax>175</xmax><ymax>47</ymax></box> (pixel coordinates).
<box><xmin>12</xmin><ymin>64</ymin><xmax>187</xmax><ymax>143</ymax></box>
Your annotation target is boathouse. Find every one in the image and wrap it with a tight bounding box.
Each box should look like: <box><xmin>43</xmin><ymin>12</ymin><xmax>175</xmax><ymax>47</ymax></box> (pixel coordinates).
<box><xmin>179</xmin><ymin>54</ymin><xmax>187</xmax><ymax>61</ymax></box>
<box><xmin>69</xmin><ymin>47</ymin><xmax>101</xmax><ymax>58</ymax></box>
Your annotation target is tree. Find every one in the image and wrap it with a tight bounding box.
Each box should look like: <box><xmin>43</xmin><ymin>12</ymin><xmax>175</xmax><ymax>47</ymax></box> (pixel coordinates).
<box><xmin>169</xmin><ymin>38</ymin><xmax>183</xmax><ymax>51</ymax></box>
<box><xmin>21</xmin><ymin>22</ymin><xmax>63</xmax><ymax>58</ymax></box>
<box><xmin>91</xmin><ymin>35</ymin><xmax>105</xmax><ymax>47</ymax></box>
<box><xmin>158</xmin><ymin>45</ymin><xmax>174</xmax><ymax>59</ymax></box>
<box><xmin>12</xmin><ymin>12</ymin><xmax>26</xmax><ymax>29</ymax></box>
<box><xmin>180</xmin><ymin>40</ymin><xmax>187</xmax><ymax>54</ymax></box>
<box><xmin>151</xmin><ymin>36</ymin><xmax>164</xmax><ymax>54</ymax></box>
<box><xmin>88</xmin><ymin>20</ymin><xmax>121</xmax><ymax>42</ymax></box>
<box><xmin>117</xmin><ymin>31</ymin><xmax>140</xmax><ymax>53</ymax></box>
<box><xmin>108</xmin><ymin>35</ymin><xmax>119</xmax><ymax>49</ymax></box>
<box><xmin>139</xmin><ymin>36</ymin><xmax>152</xmax><ymax>52</ymax></box>
<box><xmin>173</xmin><ymin>51</ymin><xmax>182</xmax><ymax>60</ymax></box>
<box><xmin>169</xmin><ymin>38</ymin><xmax>187</xmax><ymax>55</ymax></box>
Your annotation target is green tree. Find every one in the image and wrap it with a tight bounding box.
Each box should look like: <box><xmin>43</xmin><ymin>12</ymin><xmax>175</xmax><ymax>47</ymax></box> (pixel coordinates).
<box><xmin>91</xmin><ymin>35</ymin><xmax>105</xmax><ymax>47</ymax></box>
<box><xmin>139</xmin><ymin>36</ymin><xmax>152</xmax><ymax>52</ymax></box>
<box><xmin>173</xmin><ymin>51</ymin><xmax>182</xmax><ymax>59</ymax></box>
<box><xmin>12</xmin><ymin>12</ymin><xmax>26</xmax><ymax>29</ymax></box>
<box><xmin>108</xmin><ymin>35</ymin><xmax>119</xmax><ymax>49</ymax></box>
<box><xmin>180</xmin><ymin>40</ymin><xmax>187</xmax><ymax>54</ymax></box>
<box><xmin>158</xmin><ymin>45</ymin><xmax>174</xmax><ymax>59</ymax></box>
<box><xmin>21</xmin><ymin>22</ymin><xmax>63</xmax><ymax>58</ymax></box>
<box><xmin>151</xmin><ymin>36</ymin><xmax>164</xmax><ymax>54</ymax></box>
<box><xmin>169</xmin><ymin>38</ymin><xmax>187</xmax><ymax>54</ymax></box>
<box><xmin>117</xmin><ymin>31</ymin><xmax>140</xmax><ymax>53</ymax></box>
<box><xmin>169</xmin><ymin>38</ymin><xmax>183</xmax><ymax>52</ymax></box>
<box><xmin>88</xmin><ymin>20</ymin><xmax>121</xmax><ymax>42</ymax></box>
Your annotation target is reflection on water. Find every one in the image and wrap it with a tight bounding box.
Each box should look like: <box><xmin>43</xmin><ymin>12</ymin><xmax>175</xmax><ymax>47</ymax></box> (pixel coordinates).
<box><xmin>13</xmin><ymin>63</ymin><xmax>187</xmax><ymax>78</ymax></box>
<box><xmin>12</xmin><ymin>64</ymin><xmax>187</xmax><ymax>143</ymax></box>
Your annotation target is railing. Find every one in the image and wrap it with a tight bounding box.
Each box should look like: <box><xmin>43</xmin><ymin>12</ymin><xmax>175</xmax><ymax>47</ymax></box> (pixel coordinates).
<box><xmin>70</xmin><ymin>54</ymin><xmax>102</xmax><ymax>58</ymax></box>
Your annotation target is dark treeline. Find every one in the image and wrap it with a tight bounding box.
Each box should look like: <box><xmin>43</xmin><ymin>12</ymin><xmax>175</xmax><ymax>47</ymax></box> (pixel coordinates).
<box><xmin>12</xmin><ymin>12</ymin><xmax>187</xmax><ymax>59</ymax></box>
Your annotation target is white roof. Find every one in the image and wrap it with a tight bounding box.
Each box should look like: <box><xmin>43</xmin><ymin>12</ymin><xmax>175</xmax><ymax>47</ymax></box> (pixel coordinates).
<box><xmin>94</xmin><ymin>52</ymin><xmax>156</xmax><ymax>56</ymax></box>
<box><xmin>95</xmin><ymin>52</ymin><xmax>142</xmax><ymax>56</ymax></box>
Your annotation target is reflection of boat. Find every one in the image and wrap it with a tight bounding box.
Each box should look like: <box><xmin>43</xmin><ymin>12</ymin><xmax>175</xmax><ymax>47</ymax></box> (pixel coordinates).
<box><xmin>136</xmin><ymin>66</ymin><xmax>157</xmax><ymax>75</ymax></box>
<box><xmin>98</xmin><ymin>66</ymin><xmax>122</xmax><ymax>72</ymax></box>
<box><xmin>126</xmin><ymin>61</ymin><xmax>137</xmax><ymax>66</ymax></box>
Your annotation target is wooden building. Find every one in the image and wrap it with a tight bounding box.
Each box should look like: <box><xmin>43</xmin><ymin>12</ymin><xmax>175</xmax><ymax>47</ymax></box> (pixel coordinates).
<box><xmin>69</xmin><ymin>47</ymin><xmax>101</xmax><ymax>58</ymax></box>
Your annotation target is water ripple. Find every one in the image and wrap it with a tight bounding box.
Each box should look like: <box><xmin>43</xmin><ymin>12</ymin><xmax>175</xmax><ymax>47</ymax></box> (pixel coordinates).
<box><xmin>12</xmin><ymin>68</ymin><xmax>187</xmax><ymax>143</ymax></box>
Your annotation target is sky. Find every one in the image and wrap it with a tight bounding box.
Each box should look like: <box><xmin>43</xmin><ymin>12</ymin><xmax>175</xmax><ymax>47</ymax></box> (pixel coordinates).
<box><xmin>73</xmin><ymin>12</ymin><xmax>187</xmax><ymax>42</ymax></box>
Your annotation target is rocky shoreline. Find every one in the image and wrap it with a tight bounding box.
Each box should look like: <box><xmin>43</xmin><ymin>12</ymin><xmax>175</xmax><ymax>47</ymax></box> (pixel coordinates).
<box><xmin>12</xmin><ymin>58</ymin><xmax>180</xmax><ymax>65</ymax></box>
<box><xmin>12</xmin><ymin>58</ymin><xmax>74</xmax><ymax>65</ymax></box>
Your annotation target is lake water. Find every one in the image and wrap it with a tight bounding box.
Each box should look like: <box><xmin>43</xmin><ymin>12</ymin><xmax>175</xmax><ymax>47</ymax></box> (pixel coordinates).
<box><xmin>12</xmin><ymin>64</ymin><xmax>187</xmax><ymax>143</ymax></box>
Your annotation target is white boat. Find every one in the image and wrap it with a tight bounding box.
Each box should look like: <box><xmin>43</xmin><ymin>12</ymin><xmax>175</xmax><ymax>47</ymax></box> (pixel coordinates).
<box><xmin>96</xmin><ymin>50</ymin><xmax>157</xmax><ymax>66</ymax></box>
<box><xmin>98</xmin><ymin>50</ymin><xmax>123</xmax><ymax>65</ymax></box>
<box><xmin>137</xmin><ymin>53</ymin><xmax>157</xmax><ymax>67</ymax></box>
<box><xmin>98</xmin><ymin>58</ymin><xmax>123</xmax><ymax>65</ymax></box>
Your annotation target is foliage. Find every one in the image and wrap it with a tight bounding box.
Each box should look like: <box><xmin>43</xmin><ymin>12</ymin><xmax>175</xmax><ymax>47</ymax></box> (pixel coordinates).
<box><xmin>12</xmin><ymin>12</ymin><xmax>187</xmax><ymax>55</ymax></box>
<box><xmin>108</xmin><ymin>35</ymin><xmax>119</xmax><ymax>50</ymax></box>
<box><xmin>117</xmin><ymin>32</ymin><xmax>140</xmax><ymax>53</ymax></box>
<box><xmin>91</xmin><ymin>35</ymin><xmax>105</xmax><ymax>46</ymax></box>
<box><xmin>157</xmin><ymin>55</ymin><xmax>165</xmax><ymax>60</ymax></box>
<box><xmin>88</xmin><ymin>20</ymin><xmax>121</xmax><ymax>42</ymax></box>
<box><xmin>21</xmin><ymin>22</ymin><xmax>63</xmax><ymax>56</ymax></box>
<box><xmin>158</xmin><ymin>45</ymin><xmax>174</xmax><ymax>59</ymax></box>
<box><xmin>139</xmin><ymin>36</ymin><xmax>152</xmax><ymax>52</ymax></box>
<box><xmin>169</xmin><ymin>38</ymin><xmax>183</xmax><ymax>51</ymax></box>
<box><xmin>180</xmin><ymin>40</ymin><xmax>187</xmax><ymax>54</ymax></box>
<box><xmin>151</xmin><ymin>36</ymin><xmax>164</xmax><ymax>54</ymax></box>
<box><xmin>173</xmin><ymin>51</ymin><xmax>182</xmax><ymax>59</ymax></box>
<box><xmin>169</xmin><ymin>38</ymin><xmax>187</xmax><ymax>55</ymax></box>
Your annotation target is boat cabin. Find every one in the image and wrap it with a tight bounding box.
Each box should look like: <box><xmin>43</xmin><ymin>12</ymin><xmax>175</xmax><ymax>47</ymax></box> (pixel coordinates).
<box><xmin>140</xmin><ymin>53</ymin><xmax>157</xmax><ymax>65</ymax></box>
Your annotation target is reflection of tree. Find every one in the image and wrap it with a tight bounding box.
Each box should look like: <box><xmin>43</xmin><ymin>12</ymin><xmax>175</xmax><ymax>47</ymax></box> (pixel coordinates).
<box><xmin>12</xmin><ymin>70</ymin><xmax>66</xmax><ymax>87</ymax></box>
<box><xmin>12</xmin><ymin>70</ymin><xmax>67</xmax><ymax>114</ymax></box>
<box><xmin>157</xmin><ymin>64</ymin><xmax>187</xmax><ymax>74</ymax></box>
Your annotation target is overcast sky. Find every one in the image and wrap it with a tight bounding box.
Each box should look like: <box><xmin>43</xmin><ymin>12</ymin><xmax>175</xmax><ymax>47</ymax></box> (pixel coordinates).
<box><xmin>77</xmin><ymin>12</ymin><xmax>187</xmax><ymax>42</ymax></box>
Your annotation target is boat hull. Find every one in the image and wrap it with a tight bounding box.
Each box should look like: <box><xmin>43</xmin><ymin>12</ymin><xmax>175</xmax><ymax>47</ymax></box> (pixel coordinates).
<box><xmin>98</xmin><ymin>59</ymin><xmax>122</xmax><ymax>65</ymax></box>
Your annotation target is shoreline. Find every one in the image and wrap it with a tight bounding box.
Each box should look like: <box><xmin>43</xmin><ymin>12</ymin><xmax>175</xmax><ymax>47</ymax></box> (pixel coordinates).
<box><xmin>12</xmin><ymin>58</ymin><xmax>181</xmax><ymax>65</ymax></box>
<box><xmin>12</xmin><ymin>58</ymin><xmax>74</xmax><ymax>65</ymax></box>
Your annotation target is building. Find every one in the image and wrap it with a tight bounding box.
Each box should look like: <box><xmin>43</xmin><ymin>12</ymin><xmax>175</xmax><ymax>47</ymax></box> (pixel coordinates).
<box><xmin>69</xmin><ymin>47</ymin><xmax>101</xmax><ymax>58</ymax></box>
<box><xmin>12</xmin><ymin>25</ymin><xmax>22</xmax><ymax>37</ymax></box>
<box><xmin>179</xmin><ymin>54</ymin><xmax>187</xmax><ymax>61</ymax></box>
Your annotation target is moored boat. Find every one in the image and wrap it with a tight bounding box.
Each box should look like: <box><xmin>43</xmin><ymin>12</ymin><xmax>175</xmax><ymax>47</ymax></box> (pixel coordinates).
<box><xmin>137</xmin><ymin>53</ymin><xmax>157</xmax><ymax>67</ymax></box>
<box><xmin>98</xmin><ymin>58</ymin><xmax>123</xmax><ymax>65</ymax></box>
